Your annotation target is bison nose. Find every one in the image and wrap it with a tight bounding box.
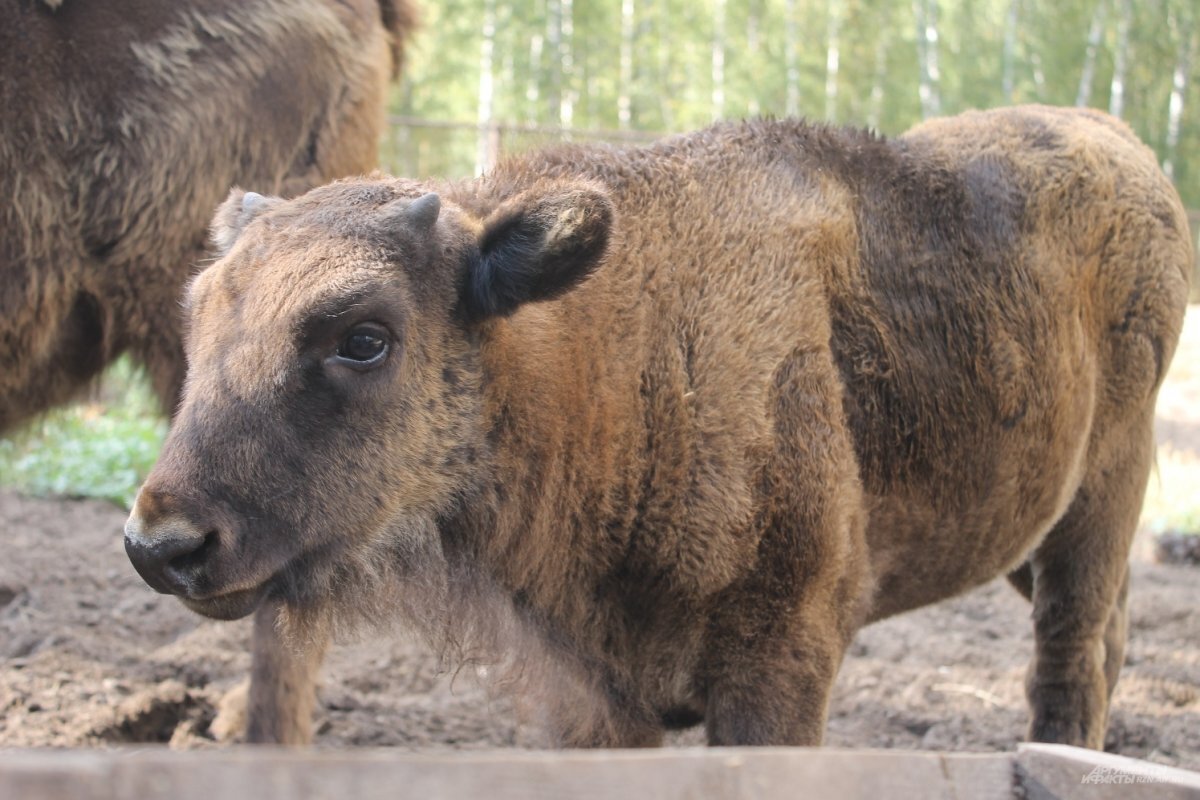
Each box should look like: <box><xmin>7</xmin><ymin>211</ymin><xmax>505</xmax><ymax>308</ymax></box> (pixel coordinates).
<box><xmin>124</xmin><ymin>498</ymin><xmax>217</xmax><ymax>596</ymax></box>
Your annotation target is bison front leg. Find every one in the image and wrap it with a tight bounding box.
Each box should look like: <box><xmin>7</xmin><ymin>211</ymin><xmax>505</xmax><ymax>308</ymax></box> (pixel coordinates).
<box><xmin>703</xmin><ymin>348</ymin><xmax>871</xmax><ymax>746</ymax></box>
<box><xmin>703</xmin><ymin>600</ymin><xmax>856</xmax><ymax>746</ymax></box>
<box><xmin>245</xmin><ymin>598</ymin><xmax>329</xmax><ymax>744</ymax></box>
<box><xmin>1023</xmin><ymin>417</ymin><xmax>1152</xmax><ymax>750</ymax></box>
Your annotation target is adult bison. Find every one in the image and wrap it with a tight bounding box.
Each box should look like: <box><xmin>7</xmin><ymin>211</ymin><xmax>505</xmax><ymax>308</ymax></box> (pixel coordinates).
<box><xmin>125</xmin><ymin>106</ymin><xmax>1190</xmax><ymax>749</ymax></box>
<box><xmin>2</xmin><ymin>0</ymin><xmax>415</xmax><ymax>743</ymax></box>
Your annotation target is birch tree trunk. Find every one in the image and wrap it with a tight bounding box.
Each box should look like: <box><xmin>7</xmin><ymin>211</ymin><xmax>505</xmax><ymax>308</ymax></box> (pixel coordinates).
<box><xmin>498</xmin><ymin>5</ymin><xmax>515</xmax><ymax>125</ymax></box>
<box><xmin>525</xmin><ymin>38</ymin><xmax>544</xmax><ymax>122</ymax></box>
<box><xmin>1164</xmin><ymin>15</ymin><xmax>1194</xmax><ymax>181</ymax></box>
<box><xmin>1109</xmin><ymin>0</ymin><xmax>1132</xmax><ymax>118</ymax></box>
<box><xmin>1002</xmin><ymin>0</ymin><xmax>1020</xmax><ymax>103</ymax></box>
<box><xmin>785</xmin><ymin>0</ymin><xmax>800</xmax><ymax>117</ymax></box>
<box><xmin>914</xmin><ymin>0</ymin><xmax>942</xmax><ymax>119</ymax></box>
<box><xmin>747</xmin><ymin>0</ymin><xmax>762</xmax><ymax>117</ymax></box>
<box><xmin>545</xmin><ymin>0</ymin><xmax>562</xmax><ymax>125</ymax></box>
<box><xmin>1077</xmin><ymin>0</ymin><xmax>1107</xmax><ymax>107</ymax></box>
<box><xmin>1030</xmin><ymin>51</ymin><xmax>1047</xmax><ymax>100</ymax></box>
<box><xmin>825</xmin><ymin>0</ymin><xmax>843</xmax><ymax>122</ymax></box>
<box><xmin>526</xmin><ymin>27</ymin><xmax>544</xmax><ymax>124</ymax></box>
<box><xmin>618</xmin><ymin>0</ymin><xmax>635</xmax><ymax>129</ymax></box>
<box><xmin>559</xmin><ymin>0</ymin><xmax>575</xmax><ymax>130</ymax></box>
<box><xmin>474</xmin><ymin>0</ymin><xmax>497</xmax><ymax>176</ymax></box>
<box><xmin>653</xmin><ymin>0</ymin><xmax>674</xmax><ymax>131</ymax></box>
<box><xmin>712</xmin><ymin>0</ymin><xmax>726</xmax><ymax>121</ymax></box>
<box><xmin>868</xmin><ymin>34</ymin><xmax>889</xmax><ymax>130</ymax></box>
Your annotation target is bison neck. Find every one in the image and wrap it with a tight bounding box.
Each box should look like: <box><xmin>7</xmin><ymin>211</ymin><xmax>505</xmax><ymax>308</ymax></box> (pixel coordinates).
<box><xmin>443</xmin><ymin>298</ymin><xmax>643</xmax><ymax>631</ymax></box>
<box><xmin>439</xmin><ymin>285</ymin><xmax>771</xmax><ymax>676</ymax></box>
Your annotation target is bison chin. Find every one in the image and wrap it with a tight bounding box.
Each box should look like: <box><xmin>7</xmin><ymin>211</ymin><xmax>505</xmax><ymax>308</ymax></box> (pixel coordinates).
<box><xmin>179</xmin><ymin>583</ymin><xmax>270</xmax><ymax>621</ymax></box>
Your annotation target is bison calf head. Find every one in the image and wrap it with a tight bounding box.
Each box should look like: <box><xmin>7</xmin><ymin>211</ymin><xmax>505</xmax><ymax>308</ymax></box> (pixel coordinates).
<box><xmin>124</xmin><ymin>178</ymin><xmax>613</xmax><ymax>620</ymax></box>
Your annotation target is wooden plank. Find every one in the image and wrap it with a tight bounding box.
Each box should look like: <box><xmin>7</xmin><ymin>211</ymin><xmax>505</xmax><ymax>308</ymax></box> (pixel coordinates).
<box><xmin>1016</xmin><ymin>743</ymin><xmax>1200</xmax><ymax>800</ymax></box>
<box><xmin>0</xmin><ymin>751</ymin><xmax>113</xmax><ymax>800</ymax></box>
<box><xmin>6</xmin><ymin>745</ymin><xmax>1199</xmax><ymax>800</ymax></box>
<box><xmin>0</xmin><ymin>747</ymin><xmax>1016</xmax><ymax>800</ymax></box>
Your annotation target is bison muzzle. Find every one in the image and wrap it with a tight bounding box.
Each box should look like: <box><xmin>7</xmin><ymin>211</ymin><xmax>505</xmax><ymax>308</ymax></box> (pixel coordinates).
<box><xmin>126</xmin><ymin>106</ymin><xmax>1191</xmax><ymax>749</ymax></box>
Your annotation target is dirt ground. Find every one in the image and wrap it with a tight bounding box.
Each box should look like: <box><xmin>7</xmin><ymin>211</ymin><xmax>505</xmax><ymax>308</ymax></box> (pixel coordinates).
<box><xmin>2</xmin><ymin>317</ymin><xmax>1198</xmax><ymax>769</ymax></box>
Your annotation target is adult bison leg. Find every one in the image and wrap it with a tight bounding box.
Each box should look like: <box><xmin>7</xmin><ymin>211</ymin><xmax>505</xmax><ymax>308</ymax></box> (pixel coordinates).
<box><xmin>0</xmin><ymin>273</ymin><xmax>110</xmax><ymax>432</ymax></box>
<box><xmin>1024</xmin><ymin>416</ymin><xmax>1153</xmax><ymax>749</ymax></box>
<box><xmin>244</xmin><ymin>598</ymin><xmax>329</xmax><ymax>744</ymax></box>
<box><xmin>703</xmin><ymin>592</ymin><xmax>858</xmax><ymax>746</ymax></box>
<box><xmin>702</xmin><ymin>346</ymin><xmax>871</xmax><ymax>746</ymax></box>
<box><xmin>122</xmin><ymin>247</ymin><xmax>199</xmax><ymax>418</ymax></box>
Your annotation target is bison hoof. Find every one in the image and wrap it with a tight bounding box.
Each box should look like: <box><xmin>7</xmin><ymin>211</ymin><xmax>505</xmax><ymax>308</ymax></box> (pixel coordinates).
<box><xmin>209</xmin><ymin>679</ymin><xmax>250</xmax><ymax>743</ymax></box>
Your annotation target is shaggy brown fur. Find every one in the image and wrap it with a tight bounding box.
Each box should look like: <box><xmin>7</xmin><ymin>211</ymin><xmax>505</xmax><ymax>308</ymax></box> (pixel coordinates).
<box><xmin>0</xmin><ymin>0</ymin><xmax>414</xmax><ymax>430</ymax></box>
<box><xmin>126</xmin><ymin>106</ymin><xmax>1190</xmax><ymax>749</ymax></box>
<box><xmin>2</xmin><ymin>0</ymin><xmax>415</xmax><ymax>744</ymax></box>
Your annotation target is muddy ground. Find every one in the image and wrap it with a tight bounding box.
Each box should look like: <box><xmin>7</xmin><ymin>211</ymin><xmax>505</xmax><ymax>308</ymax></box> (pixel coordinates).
<box><xmin>2</xmin><ymin>318</ymin><xmax>1198</xmax><ymax>769</ymax></box>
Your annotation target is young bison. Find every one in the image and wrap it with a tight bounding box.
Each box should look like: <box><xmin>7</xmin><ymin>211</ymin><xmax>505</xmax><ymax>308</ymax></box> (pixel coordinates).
<box><xmin>2</xmin><ymin>0</ymin><xmax>414</xmax><ymax>744</ymax></box>
<box><xmin>126</xmin><ymin>106</ymin><xmax>1190</xmax><ymax>749</ymax></box>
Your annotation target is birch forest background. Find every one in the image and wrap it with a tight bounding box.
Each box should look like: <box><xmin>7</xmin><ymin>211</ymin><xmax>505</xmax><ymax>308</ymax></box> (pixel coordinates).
<box><xmin>385</xmin><ymin>0</ymin><xmax>1200</xmax><ymax>212</ymax></box>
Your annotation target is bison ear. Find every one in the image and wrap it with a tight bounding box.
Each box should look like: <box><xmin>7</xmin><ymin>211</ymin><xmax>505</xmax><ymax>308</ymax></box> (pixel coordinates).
<box><xmin>210</xmin><ymin>189</ymin><xmax>282</xmax><ymax>255</ymax></box>
<box><xmin>461</xmin><ymin>183</ymin><xmax>613</xmax><ymax>322</ymax></box>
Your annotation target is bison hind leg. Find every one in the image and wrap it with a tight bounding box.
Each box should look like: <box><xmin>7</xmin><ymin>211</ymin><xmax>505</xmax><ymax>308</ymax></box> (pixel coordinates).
<box><xmin>1021</xmin><ymin>418</ymin><xmax>1151</xmax><ymax>750</ymax></box>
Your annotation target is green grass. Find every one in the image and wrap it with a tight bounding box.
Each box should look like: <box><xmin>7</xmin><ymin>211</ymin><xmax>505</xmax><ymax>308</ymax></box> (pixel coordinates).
<box><xmin>0</xmin><ymin>359</ymin><xmax>167</xmax><ymax>509</ymax></box>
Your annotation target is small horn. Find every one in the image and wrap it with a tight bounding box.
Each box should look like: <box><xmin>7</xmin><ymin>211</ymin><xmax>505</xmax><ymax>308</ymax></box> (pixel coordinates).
<box><xmin>242</xmin><ymin>192</ymin><xmax>268</xmax><ymax>213</ymax></box>
<box><xmin>402</xmin><ymin>192</ymin><xmax>441</xmax><ymax>230</ymax></box>
<box><xmin>211</xmin><ymin>189</ymin><xmax>277</xmax><ymax>255</ymax></box>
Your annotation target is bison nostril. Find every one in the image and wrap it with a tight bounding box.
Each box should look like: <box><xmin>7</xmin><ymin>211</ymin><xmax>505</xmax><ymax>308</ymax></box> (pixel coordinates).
<box><xmin>125</xmin><ymin>513</ymin><xmax>220</xmax><ymax>596</ymax></box>
<box><xmin>165</xmin><ymin>530</ymin><xmax>219</xmax><ymax>577</ymax></box>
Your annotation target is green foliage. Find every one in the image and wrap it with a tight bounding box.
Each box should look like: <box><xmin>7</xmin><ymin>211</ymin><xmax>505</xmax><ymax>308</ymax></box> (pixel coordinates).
<box><xmin>391</xmin><ymin>0</ymin><xmax>1200</xmax><ymax>208</ymax></box>
<box><xmin>0</xmin><ymin>359</ymin><xmax>167</xmax><ymax>509</ymax></box>
<box><xmin>1149</xmin><ymin>509</ymin><xmax>1200</xmax><ymax>538</ymax></box>
<box><xmin>1164</xmin><ymin>514</ymin><xmax>1200</xmax><ymax>536</ymax></box>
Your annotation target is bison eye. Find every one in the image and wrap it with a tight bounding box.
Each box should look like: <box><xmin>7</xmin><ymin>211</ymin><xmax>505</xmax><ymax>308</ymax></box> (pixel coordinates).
<box><xmin>335</xmin><ymin>325</ymin><xmax>389</xmax><ymax>369</ymax></box>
